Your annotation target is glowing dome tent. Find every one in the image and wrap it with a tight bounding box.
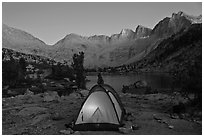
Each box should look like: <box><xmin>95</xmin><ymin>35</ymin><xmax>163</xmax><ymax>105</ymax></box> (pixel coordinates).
<box><xmin>73</xmin><ymin>84</ymin><xmax>125</xmax><ymax>131</ymax></box>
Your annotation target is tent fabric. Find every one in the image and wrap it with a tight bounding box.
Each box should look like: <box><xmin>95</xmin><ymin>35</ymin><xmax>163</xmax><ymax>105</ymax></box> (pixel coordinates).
<box><xmin>101</xmin><ymin>84</ymin><xmax>126</xmax><ymax>119</ymax></box>
<box><xmin>108</xmin><ymin>92</ymin><xmax>122</xmax><ymax>121</ymax></box>
<box><xmin>73</xmin><ymin>84</ymin><xmax>125</xmax><ymax>131</ymax></box>
<box><xmin>75</xmin><ymin>91</ymin><xmax>119</xmax><ymax>125</ymax></box>
<box><xmin>89</xmin><ymin>84</ymin><xmax>125</xmax><ymax>117</ymax></box>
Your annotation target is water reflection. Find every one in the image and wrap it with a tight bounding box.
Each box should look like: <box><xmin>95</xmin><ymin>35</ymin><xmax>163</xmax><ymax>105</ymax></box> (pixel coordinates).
<box><xmin>86</xmin><ymin>73</ymin><xmax>175</xmax><ymax>92</ymax></box>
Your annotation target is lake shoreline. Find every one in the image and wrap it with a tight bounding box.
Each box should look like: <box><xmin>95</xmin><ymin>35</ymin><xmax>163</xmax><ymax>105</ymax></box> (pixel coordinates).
<box><xmin>86</xmin><ymin>71</ymin><xmax>171</xmax><ymax>76</ymax></box>
<box><xmin>86</xmin><ymin>72</ymin><xmax>177</xmax><ymax>93</ymax></box>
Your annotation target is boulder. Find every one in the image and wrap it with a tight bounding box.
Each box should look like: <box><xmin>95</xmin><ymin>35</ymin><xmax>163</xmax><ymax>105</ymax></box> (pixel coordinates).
<box><xmin>31</xmin><ymin>113</ymin><xmax>50</xmax><ymax>125</ymax></box>
<box><xmin>135</xmin><ymin>80</ymin><xmax>148</xmax><ymax>88</ymax></box>
<box><xmin>51</xmin><ymin>112</ymin><xmax>65</xmax><ymax>120</ymax></box>
<box><xmin>17</xmin><ymin>107</ymin><xmax>47</xmax><ymax>116</ymax></box>
<box><xmin>24</xmin><ymin>89</ymin><xmax>34</xmax><ymax>96</ymax></box>
<box><xmin>79</xmin><ymin>90</ymin><xmax>89</xmax><ymax>97</ymax></box>
<box><xmin>43</xmin><ymin>91</ymin><xmax>60</xmax><ymax>102</ymax></box>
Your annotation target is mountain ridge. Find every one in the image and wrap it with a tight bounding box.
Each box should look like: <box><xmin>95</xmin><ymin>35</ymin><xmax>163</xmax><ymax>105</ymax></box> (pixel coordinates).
<box><xmin>2</xmin><ymin>11</ymin><xmax>202</xmax><ymax>68</ymax></box>
<box><xmin>134</xmin><ymin>23</ymin><xmax>202</xmax><ymax>72</ymax></box>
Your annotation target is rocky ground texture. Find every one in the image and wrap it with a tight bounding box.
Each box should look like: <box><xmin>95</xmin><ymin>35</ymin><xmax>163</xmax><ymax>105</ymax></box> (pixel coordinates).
<box><xmin>2</xmin><ymin>89</ymin><xmax>202</xmax><ymax>135</ymax></box>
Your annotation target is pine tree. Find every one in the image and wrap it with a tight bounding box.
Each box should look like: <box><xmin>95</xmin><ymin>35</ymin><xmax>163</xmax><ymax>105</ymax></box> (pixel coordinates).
<box><xmin>72</xmin><ymin>52</ymin><xmax>86</xmax><ymax>89</ymax></box>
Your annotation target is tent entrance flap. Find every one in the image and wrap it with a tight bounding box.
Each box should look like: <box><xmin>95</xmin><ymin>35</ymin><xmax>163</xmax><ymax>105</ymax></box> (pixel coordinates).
<box><xmin>90</xmin><ymin>107</ymin><xmax>104</xmax><ymax>123</ymax></box>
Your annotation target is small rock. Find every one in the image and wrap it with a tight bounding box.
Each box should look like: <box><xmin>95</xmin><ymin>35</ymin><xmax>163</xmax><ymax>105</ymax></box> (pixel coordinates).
<box><xmin>59</xmin><ymin>130</ymin><xmax>71</xmax><ymax>135</ymax></box>
<box><xmin>135</xmin><ymin>80</ymin><xmax>148</xmax><ymax>88</ymax></box>
<box><xmin>153</xmin><ymin>114</ymin><xmax>162</xmax><ymax>120</ymax></box>
<box><xmin>131</xmin><ymin>124</ymin><xmax>140</xmax><ymax>130</ymax></box>
<box><xmin>168</xmin><ymin>125</ymin><xmax>174</xmax><ymax>129</ymax></box>
<box><xmin>59</xmin><ymin>128</ymin><xmax>74</xmax><ymax>135</ymax></box>
<box><xmin>42</xmin><ymin>83</ymin><xmax>47</xmax><ymax>86</ymax></box>
<box><xmin>162</xmin><ymin>120</ymin><xmax>168</xmax><ymax>124</ymax></box>
<box><xmin>170</xmin><ymin>114</ymin><xmax>179</xmax><ymax>119</ymax></box>
<box><xmin>24</xmin><ymin>89</ymin><xmax>34</xmax><ymax>96</ymax></box>
<box><xmin>73</xmin><ymin>131</ymin><xmax>81</xmax><ymax>135</ymax></box>
<box><xmin>157</xmin><ymin>119</ymin><xmax>162</xmax><ymax>123</ymax></box>
<box><xmin>119</xmin><ymin>127</ymin><xmax>132</xmax><ymax>134</ymax></box>
<box><xmin>43</xmin><ymin>91</ymin><xmax>60</xmax><ymax>102</ymax></box>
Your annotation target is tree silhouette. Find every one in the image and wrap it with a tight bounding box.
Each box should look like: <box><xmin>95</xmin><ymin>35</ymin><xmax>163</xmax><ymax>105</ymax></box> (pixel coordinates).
<box><xmin>19</xmin><ymin>57</ymin><xmax>26</xmax><ymax>76</ymax></box>
<box><xmin>3</xmin><ymin>55</ymin><xmax>19</xmax><ymax>87</ymax></box>
<box><xmin>71</xmin><ymin>52</ymin><xmax>86</xmax><ymax>89</ymax></box>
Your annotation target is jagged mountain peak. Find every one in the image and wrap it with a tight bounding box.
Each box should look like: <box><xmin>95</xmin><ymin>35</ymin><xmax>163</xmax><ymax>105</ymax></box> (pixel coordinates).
<box><xmin>151</xmin><ymin>11</ymin><xmax>202</xmax><ymax>38</ymax></box>
<box><xmin>178</xmin><ymin>11</ymin><xmax>185</xmax><ymax>16</ymax></box>
<box><xmin>171</xmin><ymin>11</ymin><xmax>191</xmax><ymax>18</ymax></box>
<box><xmin>136</xmin><ymin>25</ymin><xmax>148</xmax><ymax>29</ymax></box>
<box><xmin>135</xmin><ymin>25</ymin><xmax>152</xmax><ymax>38</ymax></box>
<box><xmin>120</xmin><ymin>28</ymin><xmax>135</xmax><ymax>35</ymax></box>
<box><xmin>88</xmin><ymin>35</ymin><xmax>110</xmax><ymax>41</ymax></box>
<box><xmin>171</xmin><ymin>11</ymin><xmax>202</xmax><ymax>24</ymax></box>
<box><xmin>3</xmin><ymin>11</ymin><xmax>202</xmax><ymax>68</ymax></box>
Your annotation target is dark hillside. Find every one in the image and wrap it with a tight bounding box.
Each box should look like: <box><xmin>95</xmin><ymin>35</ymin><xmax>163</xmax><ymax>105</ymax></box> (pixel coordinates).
<box><xmin>135</xmin><ymin>24</ymin><xmax>202</xmax><ymax>72</ymax></box>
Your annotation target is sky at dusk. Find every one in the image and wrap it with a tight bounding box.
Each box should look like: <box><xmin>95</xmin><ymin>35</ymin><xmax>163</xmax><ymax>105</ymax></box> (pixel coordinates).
<box><xmin>2</xmin><ymin>2</ymin><xmax>202</xmax><ymax>45</ymax></box>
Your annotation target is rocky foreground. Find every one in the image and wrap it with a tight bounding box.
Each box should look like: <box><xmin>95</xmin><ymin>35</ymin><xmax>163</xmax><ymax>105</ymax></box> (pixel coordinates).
<box><xmin>2</xmin><ymin>89</ymin><xmax>202</xmax><ymax>135</ymax></box>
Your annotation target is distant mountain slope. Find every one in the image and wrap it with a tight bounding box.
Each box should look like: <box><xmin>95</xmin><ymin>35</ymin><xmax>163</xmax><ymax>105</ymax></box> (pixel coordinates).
<box><xmin>2</xmin><ymin>47</ymin><xmax>58</xmax><ymax>70</ymax></box>
<box><xmin>135</xmin><ymin>23</ymin><xmax>202</xmax><ymax>72</ymax></box>
<box><xmin>2</xmin><ymin>24</ymin><xmax>53</xmax><ymax>57</ymax></box>
<box><xmin>46</xmin><ymin>25</ymin><xmax>154</xmax><ymax>68</ymax></box>
<box><xmin>2</xmin><ymin>11</ymin><xmax>202</xmax><ymax>68</ymax></box>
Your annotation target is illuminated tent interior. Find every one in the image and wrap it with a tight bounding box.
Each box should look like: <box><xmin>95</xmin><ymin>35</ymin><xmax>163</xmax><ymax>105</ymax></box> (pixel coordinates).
<box><xmin>73</xmin><ymin>84</ymin><xmax>125</xmax><ymax>131</ymax></box>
